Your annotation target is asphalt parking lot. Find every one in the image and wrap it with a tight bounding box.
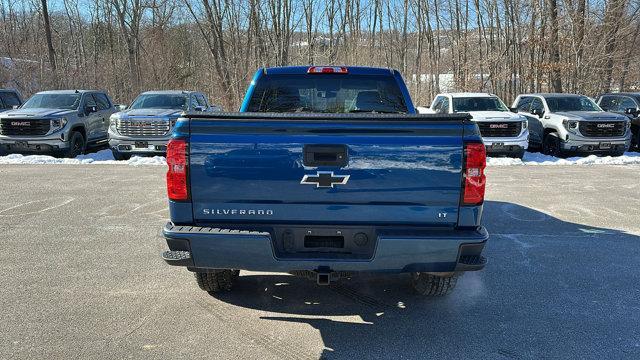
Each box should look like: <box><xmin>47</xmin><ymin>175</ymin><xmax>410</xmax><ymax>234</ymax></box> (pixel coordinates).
<box><xmin>1</xmin><ymin>164</ymin><xmax>639</xmax><ymax>359</ymax></box>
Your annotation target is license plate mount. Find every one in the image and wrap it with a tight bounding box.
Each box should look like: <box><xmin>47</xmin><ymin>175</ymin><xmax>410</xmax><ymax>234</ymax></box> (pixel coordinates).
<box><xmin>15</xmin><ymin>141</ymin><xmax>28</xmax><ymax>148</ymax></box>
<box><xmin>599</xmin><ymin>142</ymin><xmax>611</xmax><ymax>150</ymax></box>
<box><xmin>135</xmin><ymin>141</ymin><xmax>148</xmax><ymax>148</ymax></box>
<box><xmin>491</xmin><ymin>142</ymin><xmax>505</xmax><ymax>149</ymax></box>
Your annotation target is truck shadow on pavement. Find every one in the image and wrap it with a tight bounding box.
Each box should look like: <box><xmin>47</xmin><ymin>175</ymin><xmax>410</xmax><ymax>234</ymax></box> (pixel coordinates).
<box><xmin>210</xmin><ymin>201</ymin><xmax>640</xmax><ymax>359</ymax></box>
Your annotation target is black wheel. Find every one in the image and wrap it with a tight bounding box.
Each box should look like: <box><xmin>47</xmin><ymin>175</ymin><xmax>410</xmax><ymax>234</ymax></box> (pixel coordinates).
<box><xmin>63</xmin><ymin>131</ymin><xmax>86</xmax><ymax>158</ymax></box>
<box><xmin>632</xmin><ymin>130</ymin><xmax>640</xmax><ymax>152</ymax></box>
<box><xmin>411</xmin><ymin>272</ymin><xmax>459</xmax><ymax>296</ymax></box>
<box><xmin>542</xmin><ymin>133</ymin><xmax>563</xmax><ymax>157</ymax></box>
<box><xmin>111</xmin><ymin>149</ymin><xmax>131</xmax><ymax>161</ymax></box>
<box><xmin>194</xmin><ymin>270</ymin><xmax>240</xmax><ymax>294</ymax></box>
<box><xmin>515</xmin><ymin>149</ymin><xmax>525</xmax><ymax>159</ymax></box>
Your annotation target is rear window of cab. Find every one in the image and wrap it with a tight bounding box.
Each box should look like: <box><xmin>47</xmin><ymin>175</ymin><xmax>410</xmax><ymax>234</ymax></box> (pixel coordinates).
<box><xmin>246</xmin><ymin>74</ymin><xmax>408</xmax><ymax>114</ymax></box>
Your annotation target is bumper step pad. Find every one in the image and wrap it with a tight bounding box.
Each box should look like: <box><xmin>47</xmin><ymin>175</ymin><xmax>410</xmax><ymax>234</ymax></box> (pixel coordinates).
<box><xmin>161</xmin><ymin>250</ymin><xmax>193</xmax><ymax>266</ymax></box>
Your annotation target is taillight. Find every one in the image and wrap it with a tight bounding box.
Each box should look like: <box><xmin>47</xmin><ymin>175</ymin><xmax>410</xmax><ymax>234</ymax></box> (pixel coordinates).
<box><xmin>462</xmin><ymin>142</ymin><xmax>486</xmax><ymax>206</ymax></box>
<box><xmin>167</xmin><ymin>138</ymin><xmax>188</xmax><ymax>201</ymax></box>
<box><xmin>307</xmin><ymin>66</ymin><xmax>348</xmax><ymax>74</ymax></box>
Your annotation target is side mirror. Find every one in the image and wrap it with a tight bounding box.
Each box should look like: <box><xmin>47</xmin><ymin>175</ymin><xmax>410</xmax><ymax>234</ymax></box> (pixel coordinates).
<box><xmin>12</xmin><ymin>105</ymin><xmax>19</xmax><ymax>109</ymax></box>
<box><xmin>116</xmin><ymin>104</ymin><xmax>127</xmax><ymax>111</ymax></box>
<box><xmin>531</xmin><ymin>108</ymin><xmax>544</xmax><ymax>117</ymax></box>
<box><xmin>193</xmin><ymin>105</ymin><xmax>206</xmax><ymax>112</ymax></box>
<box><xmin>85</xmin><ymin>105</ymin><xmax>97</xmax><ymax>114</ymax></box>
<box><xmin>509</xmin><ymin>107</ymin><xmax>518</xmax><ymax>113</ymax></box>
<box><xmin>624</xmin><ymin>107</ymin><xmax>638</xmax><ymax>115</ymax></box>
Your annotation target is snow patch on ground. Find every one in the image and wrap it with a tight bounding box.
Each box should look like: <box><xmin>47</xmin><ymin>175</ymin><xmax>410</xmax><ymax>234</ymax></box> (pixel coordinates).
<box><xmin>487</xmin><ymin>152</ymin><xmax>640</xmax><ymax>166</ymax></box>
<box><xmin>1</xmin><ymin>149</ymin><xmax>639</xmax><ymax>167</ymax></box>
<box><xmin>0</xmin><ymin>149</ymin><xmax>166</xmax><ymax>166</ymax></box>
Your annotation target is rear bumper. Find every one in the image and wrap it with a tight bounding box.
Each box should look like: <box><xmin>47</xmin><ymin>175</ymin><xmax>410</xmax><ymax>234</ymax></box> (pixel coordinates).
<box><xmin>161</xmin><ymin>222</ymin><xmax>488</xmax><ymax>273</ymax></box>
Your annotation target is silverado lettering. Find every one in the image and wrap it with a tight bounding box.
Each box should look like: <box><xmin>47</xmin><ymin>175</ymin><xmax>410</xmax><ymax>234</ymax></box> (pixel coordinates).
<box><xmin>202</xmin><ymin>209</ymin><xmax>274</xmax><ymax>216</ymax></box>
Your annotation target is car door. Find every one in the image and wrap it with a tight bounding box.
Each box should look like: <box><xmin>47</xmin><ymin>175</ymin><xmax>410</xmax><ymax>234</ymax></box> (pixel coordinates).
<box><xmin>516</xmin><ymin>96</ymin><xmax>544</xmax><ymax>147</ymax></box>
<box><xmin>82</xmin><ymin>94</ymin><xmax>101</xmax><ymax>141</ymax></box>
<box><xmin>93</xmin><ymin>93</ymin><xmax>112</xmax><ymax>140</ymax></box>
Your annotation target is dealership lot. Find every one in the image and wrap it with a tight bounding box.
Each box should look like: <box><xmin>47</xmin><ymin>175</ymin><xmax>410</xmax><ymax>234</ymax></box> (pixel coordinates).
<box><xmin>1</xmin><ymin>164</ymin><xmax>639</xmax><ymax>359</ymax></box>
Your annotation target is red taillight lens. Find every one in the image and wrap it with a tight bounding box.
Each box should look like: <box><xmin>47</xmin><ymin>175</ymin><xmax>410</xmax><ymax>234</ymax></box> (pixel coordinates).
<box><xmin>167</xmin><ymin>138</ymin><xmax>188</xmax><ymax>201</ymax></box>
<box><xmin>307</xmin><ymin>66</ymin><xmax>348</xmax><ymax>74</ymax></box>
<box><xmin>463</xmin><ymin>142</ymin><xmax>486</xmax><ymax>205</ymax></box>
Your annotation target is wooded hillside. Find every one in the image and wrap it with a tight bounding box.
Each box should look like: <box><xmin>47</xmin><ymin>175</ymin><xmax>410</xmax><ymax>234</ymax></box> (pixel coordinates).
<box><xmin>1</xmin><ymin>0</ymin><xmax>639</xmax><ymax>108</ymax></box>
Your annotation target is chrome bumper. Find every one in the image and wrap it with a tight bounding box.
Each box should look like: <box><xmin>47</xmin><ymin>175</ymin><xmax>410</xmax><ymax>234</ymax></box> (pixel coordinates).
<box><xmin>483</xmin><ymin>129</ymin><xmax>529</xmax><ymax>152</ymax></box>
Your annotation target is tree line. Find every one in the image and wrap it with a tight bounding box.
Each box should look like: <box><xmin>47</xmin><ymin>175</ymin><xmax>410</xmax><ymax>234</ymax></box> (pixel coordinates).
<box><xmin>1</xmin><ymin>0</ymin><xmax>639</xmax><ymax>109</ymax></box>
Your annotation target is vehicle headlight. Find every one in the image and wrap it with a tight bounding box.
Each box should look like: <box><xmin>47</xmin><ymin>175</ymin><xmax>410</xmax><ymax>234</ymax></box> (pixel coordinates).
<box><xmin>50</xmin><ymin>117</ymin><xmax>67</xmax><ymax>132</ymax></box>
<box><xmin>562</xmin><ymin>119</ymin><xmax>579</xmax><ymax>132</ymax></box>
<box><xmin>109</xmin><ymin>114</ymin><xmax>120</xmax><ymax>132</ymax></box>
<box><xmin>521</xmin><ymin>119</ymin><xmax>528</xmax><ymax>129</ymax></box>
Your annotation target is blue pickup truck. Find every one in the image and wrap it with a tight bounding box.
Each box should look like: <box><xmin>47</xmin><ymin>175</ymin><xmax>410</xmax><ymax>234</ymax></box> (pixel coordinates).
<box><xmin>161</xmin><ymin>66</ymin><xmax>489</xmax><ymax>296</ymax></box>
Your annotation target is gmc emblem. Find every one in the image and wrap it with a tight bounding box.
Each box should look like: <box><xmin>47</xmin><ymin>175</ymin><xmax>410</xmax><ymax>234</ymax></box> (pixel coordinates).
<box><xmin>489</xmin><ymin>123</ymin><xmax>509</xmax><ymax>129</ymax></box>
<box><xmin>10</xmin><ymin>121</ymin><xmax>30</xmax><ymax>126</ymax></box>
<box><xmin>596</xmin><ymin>123</ymin><xmax>615</xmax><ymax>128</ymax></box>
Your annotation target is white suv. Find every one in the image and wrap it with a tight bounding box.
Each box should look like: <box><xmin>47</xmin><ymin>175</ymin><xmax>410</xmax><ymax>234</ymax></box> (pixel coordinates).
<box><xmin>512</xmin><ymin>93</ymin><xmax>631</xmax><ymax>156</ymax></box>
<box><xmin>426</xmin><ymin>93</ymin><xmax>529</xmax><ymax>158</ymax></box>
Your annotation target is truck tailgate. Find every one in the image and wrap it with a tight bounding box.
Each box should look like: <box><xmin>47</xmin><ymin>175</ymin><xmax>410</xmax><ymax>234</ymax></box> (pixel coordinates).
<box><xmin>187</xmin><ymin>113</ymin><xmax>468</xmax><ymax>226</ymax></box>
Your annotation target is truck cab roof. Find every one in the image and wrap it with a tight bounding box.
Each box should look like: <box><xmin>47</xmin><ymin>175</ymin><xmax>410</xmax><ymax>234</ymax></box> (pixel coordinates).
<box><xmin>263</xmin><ymin>66</ymin><xmax>396</xmax><ymax>76</ymax></box>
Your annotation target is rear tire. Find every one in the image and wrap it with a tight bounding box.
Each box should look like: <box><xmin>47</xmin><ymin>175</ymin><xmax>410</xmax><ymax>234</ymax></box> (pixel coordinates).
<box><xmin>542</xmin><ymin>133</ymin><xmax>563</xmax><ymax>157</ymax></box>
<box><xmin>194</xmin><ymin>270</ymin><xmax>240</xmax><ymax>294</ymax></box>
<box><xmin>63</xmin><ymin>131</ymin><xmax>86</xmax><ymax>158</ymax></box>
<box><xmin>111</xmin><ymin>149</ymin><xmax>131</xmax><ymax>161</ymax></box>
<box><xmin>411</xmin><ymin>272</ymin><xmax>459</xmax><ymax>296</ymax></box>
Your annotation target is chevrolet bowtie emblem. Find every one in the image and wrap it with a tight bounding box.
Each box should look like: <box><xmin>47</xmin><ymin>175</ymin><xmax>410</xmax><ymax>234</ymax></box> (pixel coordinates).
<box><xmin>300</xmin><ymin>171</ymin><xmax>350</xmax><ymax>188</ymax></box>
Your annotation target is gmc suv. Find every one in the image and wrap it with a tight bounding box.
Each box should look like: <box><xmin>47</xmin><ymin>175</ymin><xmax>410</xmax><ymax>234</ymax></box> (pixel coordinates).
<box><xmin>596</xmin><ymin>92</ymin><xmax>640</xmax><ymax>151</ymax></box>
<box><xmin>427</xmin><ymin>93</ymin><xmax>529</xmax><ymax>158</ymax></box>
<box><xmin>512</xmin><ymin>93</ymin><xmax>630</xmax><ymax>156</ymax></box>
<box><xmin>108</xmin><ymin>90</ymin><xmax>220</xmax><ymax>160</ymax></box>
<box><xmin>0</xmin><ymin>90</ymin><xmax>117</xmax><ymax>157</ymax></box>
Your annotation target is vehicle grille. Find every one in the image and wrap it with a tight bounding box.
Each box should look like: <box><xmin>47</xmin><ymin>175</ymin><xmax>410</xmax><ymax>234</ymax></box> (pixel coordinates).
<box><xmin>578</xmin><ymin>121</ymin><xmax>626</xmax><ymax>137</ymax></box>
<box><xmin>477</xmin><ymin>121</ymin><xmax>522</xmax><ymax>138</ymax></box>
<box><xmin>0</xmin><ymin>118</ymin><xmax>50</xmax><ymax>136</ymax></box>
<box><xmin>116</xmin><ymin>118</ymin><xmax>172</xmax><ymax>137</ymax></box>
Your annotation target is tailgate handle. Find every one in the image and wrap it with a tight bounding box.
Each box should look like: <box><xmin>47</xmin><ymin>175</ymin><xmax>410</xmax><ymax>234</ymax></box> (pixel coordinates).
<box><xmin>303</xmin><ymin>144</ymin><xmax>348</xmax><ymax>167</ymax></box>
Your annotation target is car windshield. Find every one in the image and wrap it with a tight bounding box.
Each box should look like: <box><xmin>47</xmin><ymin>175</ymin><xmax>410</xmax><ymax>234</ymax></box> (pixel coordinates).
<box><xmin>546</xmin><ymin>96</ymin><xmax>602</xmax><ymax>112</ymax></box>
<box><xmin>452</xmin><ymin>97</ymin><xmax>509</xmax><ymax>112</ymax></box>
<box><xmin>21</xmin><ymin>93</ymin><xmax>81</xmax><ymax>110</ymax></box>
<box><xmin>130</xmin><ymin>94</ymin><xmax>187</xmax><ymax>110</ymax></box>
<box><xmin>246</xmin><ymin>74</ymin><xmax>408</xmax><ymax>113</ymax></box>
